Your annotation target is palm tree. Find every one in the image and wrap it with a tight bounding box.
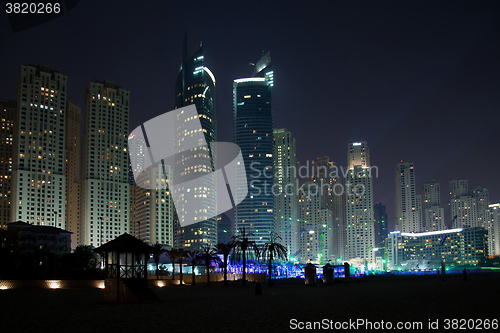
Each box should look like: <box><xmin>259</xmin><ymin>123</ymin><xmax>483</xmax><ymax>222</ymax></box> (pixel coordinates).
<box><xmin>186</xmin><ymin>250</ymin><xmax>200</xmax><ymax>285</ymax></box>
<box><xmin>261</xmin><ymin>232</ymin><xmax>288</xmax><ymax>286</ymax></box>
<box><xmin>167</xmin><ymin>248</ymin><xmax>178</xmax><ymax>281</ymax></box>
<box><xmin>151</xmin><ymin>243</ymin><xmax>165</xmax><ymax>280</ymax></box>
<box><xmin>199</xmin><ymin>245</ymin><xmax>219</xmax><ymax>286</ymax></box>
<box><xmin>231</xmin><ymin>227</ymin><xmax>260</xmax><ymax>286</ymax></box>
<box><xmin>176</xmin><ymin>248</ymin><xmax>188</xmax><ymax>285</ymax></box>
<box><xmin>215</xmin><ymin>241</ymin><xmax>233</xmax><ymax>286</ymax></box>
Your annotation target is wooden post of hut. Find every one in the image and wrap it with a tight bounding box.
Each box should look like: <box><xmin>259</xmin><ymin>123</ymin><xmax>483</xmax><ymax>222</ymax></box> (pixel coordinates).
<box><xmin>94</xmin><ymin>233</ymin><xmax>159</xmax><ymax>303</ymax></box>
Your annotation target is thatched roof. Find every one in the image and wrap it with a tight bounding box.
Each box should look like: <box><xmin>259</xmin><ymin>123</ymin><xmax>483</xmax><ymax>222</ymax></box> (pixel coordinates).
<box><xmin>94</xmin><ymin>233</ymin><xmax>155</xmax><ymax>254</ymax></box>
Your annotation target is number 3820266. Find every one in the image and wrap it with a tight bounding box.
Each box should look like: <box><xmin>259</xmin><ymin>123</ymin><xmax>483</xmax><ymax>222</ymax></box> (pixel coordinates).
<box><xmin>6</xmin><ymin>3</ymin><xmax>61</xmax><ymax>14</ymax></box>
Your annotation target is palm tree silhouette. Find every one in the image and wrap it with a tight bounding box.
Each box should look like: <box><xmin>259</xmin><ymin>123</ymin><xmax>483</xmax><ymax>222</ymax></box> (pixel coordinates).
<box><xmin>167</xmin><ymin>248</ymin><xmax>179</xmax><ymax>281</ymax></box>
<box><xmin>215</xmin><ymin>241</ymin><xmax>233</xmax><ymax>286</ymax></box>
<box><xmin>261</xmin><ymin>232</ymin><xmax>287</xmax><ymax>286</ymax></box>
<box><xmin>199</xmin><ymin>245</ymin><xmax>219</xmax><ymax>286</ymax></box>
<box><xmin>231</xmin><ymin>227</ymin><xmax>260</xmax><ymax>287</ymax></box>
<box><xmin>176</xmin><ymin>248</ymin><xmax>188</xmax><ymax>285</ymax></box>
<box><xmin>151</xmin><ymin>243</ymin><xmax>165</xmax><ymax>280</ymax></box>
<box><xmin>186</xmin><ymin>250</ymin><xmax>200</xmax><ymax>285</ymax></box>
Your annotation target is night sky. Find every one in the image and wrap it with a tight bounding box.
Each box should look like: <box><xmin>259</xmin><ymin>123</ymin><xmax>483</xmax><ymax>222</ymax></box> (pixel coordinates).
<box><xmin>1</xmin><ymin>0</ymin><xmax>499</xmax><ymax>230</ymax></box>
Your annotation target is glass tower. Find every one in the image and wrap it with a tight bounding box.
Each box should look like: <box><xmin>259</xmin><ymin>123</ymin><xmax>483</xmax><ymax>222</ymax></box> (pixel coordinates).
<box><xmin>233</xmin><ymin>51</ymin><xmax>274</xmax><ymax>245</ymax></box>
<box><xmin>173</xmin><ymin>37</ymin><xmax>217</xmax><ymax>251</ymax></box>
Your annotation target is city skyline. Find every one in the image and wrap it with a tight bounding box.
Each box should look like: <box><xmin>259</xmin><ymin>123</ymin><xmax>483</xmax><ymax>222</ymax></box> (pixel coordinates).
<box><xmin>1</xmin><ymin>1</ymin><xmax>499</xmax><ymax>231</ymax></box>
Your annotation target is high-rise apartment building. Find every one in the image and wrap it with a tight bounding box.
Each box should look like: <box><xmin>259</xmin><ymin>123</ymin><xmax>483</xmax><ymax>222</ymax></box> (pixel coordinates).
<box><xmin>373</xmin><ymin>202</ymin><xmax>388</xmax><ymax>248</ymax></box>
<box><xmin>472</xmin><ymin>186</ymin><xmax>489</xmax><ymax>228</ymax></box>
<box><xmin>395</xmin><ymin>161</ymin><xmax>422</xmax><ymax>233</ymax></box>
<box><xmin>309</xmin><ymin>156</ymin><xmax>345</xmax><ymax>262</ymax></box>
<box><xmin>173</xmin><ymin>38</ymin><xmax>217</xmax><ymax>250</ymax></box>
<box><xmin>11</xmin><ymin>64</ymin><xmax>67</xmax><ymax>228</ymax></box>
<box><xmin>273</xmin><ymin>128</ymin><xmax>298</xmax><ymax>257</ymax></box>
<box><xmin>298</xmin><ymin>181</ymin><xmax>332</xmax><ymax>264</ymax></box>
<box><xmin>488</xmin><ymin>203</ymin><xmax>500</xmax><ymax>256</ymax></box>
<box><xmin>80</xmin><ymin>80</ymin><xmax>130</xmax><ymax>247</ymax></box>
<box><xmin>234</xmin><ymin>51</ymin><xmax>274</xmax><ymax>245</ymax></box>
<box><xmin>0</xmin><ymin>100</ymin><xmax>16</xmax><ymax>227</ymax></box>
<box><xmin>449</xmin><ymin>178</ymin><xmax>477</xmax><ymax>228</ymax></box>
<box><xmin>345</xmin><ymin>140</ymin><xmax>375</xmax><ymax>266</ymax></box>
<box><xmin>128</xmin><ymin>132</ymin><xmax>174</xmax><ymax>246</ymax></box>
<box><xmin>65</xmin><ymin>102</ymin><xmax>80</xmax><ymax>247</ymax></box>
<box><xmin>422</xmin><ymin>180</ymin><xmax>445</xmax><ymax>231</ymax></box>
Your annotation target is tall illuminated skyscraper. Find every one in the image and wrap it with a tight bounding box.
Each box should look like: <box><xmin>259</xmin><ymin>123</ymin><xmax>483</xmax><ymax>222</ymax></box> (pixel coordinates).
<box><xmin>234</xmin><ymin>51</ymin><xmax>274</xmax><ymax>245</ymax></box>
<box><xmin>395</xmin><ymin>161</ymin><xmax>422</xmax><ymax>232</ymax></box>
<box><xmin>298</xmin><ymin>181</ymin><xmax>332</xmax><ymax>264</ymax></box>
<box><xmin>449</xmin><ymin>178</ymin><xmax>477</xmax><ymax>228</ymax></box>
<box><xmin>488</xmin><ymin>203</ymin><xmax>500</xmax><ymax>256</ymax></box>
<box><xmin>422</xmin><ymin>180</ymin><xmax>445</xmax><ymax>231</ymax></box>
<box><xmin>0</xmin><ymin>100</ymin><xmax>16</xmax><ymax>227</ymax></box>
<box><xmin>173</xmin><ymin>37</ymin><xmax>217</xmax><ymax>251</ymax></box>
<box><xmin>273</xmin><ymin>128</ymin><xmax>298</xmax><ymax>257</ymax></box>
<box><xmin>81</xmin><ymin>80</ymin><xmax>130</xmax><ymax>247</ymax></box>
<box><xmin>128</xmin><ymin>133</ymin><xmax>173</xmax><ymax>246</ymax></box>
<box><xmin>373</xmin><ymin>202</ymin><xmax>388</xmax><ymax>248</ymax></box>
<box><xmin>11</xmin><ymin>64</ymin><xmax>67</xmax><ymax>228</ymax></box>
<box><xmin>309</xmin><ymin>156</ymin><xmax>345</xmax><ymax>262</ymax></box>
<box><xmin>472</xmin><ymin>186</ymin><xmax>489</xmax><ymax>228</ymax></box>
<box><xmin>345</xmin><ymin>140</ymin><xmax>375</xmax><ymax>265</ymax></box>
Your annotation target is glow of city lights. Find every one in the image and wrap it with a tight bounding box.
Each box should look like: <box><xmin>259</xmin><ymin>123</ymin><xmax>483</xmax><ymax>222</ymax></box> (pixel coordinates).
<box><xmin>234</xmin><ymin>77</ymin><xmax>266</xmax><ymax>83</ymax></box>
<box><xmin>48</xmin><ymin>280</ymin><xmax>61</xmax><ymax>289</ymax></box>
<box><xmin>400</xmin><ymin>228</ymin><xmax>463</xmax><ymax>237</ymax></box>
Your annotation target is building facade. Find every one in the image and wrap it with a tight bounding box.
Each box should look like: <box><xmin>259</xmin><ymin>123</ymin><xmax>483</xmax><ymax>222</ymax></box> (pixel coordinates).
<box><xmin>395</xmin><ymin>161</ymin><xmax>422</xmax><ymax>233</ymax></box>
<box><xmin>345</xmin><ymin>140</ymin><xmax>375</xmax><ymax>266</ymax></box>
<box><xmin>81</xmin><ymin>80</ymin><xmax>130</xmax><ymax>247</ymax></box>
<box><xmin>373</xmin><ymin>202</ymin><xmax>388</xmax><ymax>248</ymax></box>
<box><xmin>273</xmin><ymin>128</ymin><xmax>298</xmax><ymax>258</ymax></box>
<box><xmin>0</xmin><ymin>100</ymin><xmax>16</xmax><ymax>227</ymax></box>
<box><xmin>309</xmin><ymin>156</ymin><xmax>344</xmax><ymax>262</ymax></box>
<box><xmin>388</xmin><ymin>227</ymin><xmax>488</xmax><ymax>269</ymax></box>
<box><xmin>489</xmin><ymin>203</ymin><xmax>500</xmax><ymax>256</ymax></box>
<box><xmin>11</xmin><ymin>64</ymin><xmax>67</xmax><ymax>228</ymax></box>
<box><xmin>298</xmin><ymin>181</ymin><xmax>332</xmax><ymax>264</ymax></box>
<box><xmin>173</xmin><ymin>38</ymin><xmax>217</xmax><ymax>251</ymax></box>
<box><xmin>233</xmin><ymin>52</ymin><xmax>274</xmax><ymax>245</ymax></box>
<box><xmin>422</xmin><ymin>180</ymin><xmax>445</xmax><ymax>231</ymax></box>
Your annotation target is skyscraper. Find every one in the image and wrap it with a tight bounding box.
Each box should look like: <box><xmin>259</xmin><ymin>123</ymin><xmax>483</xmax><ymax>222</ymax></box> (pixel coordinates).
<box><xmin>298</xmin><ymin>181</ymin><xmax>332</xmax><ymax>264</ymax></box>
<box><xmin>11</xmin><ymin>64</ymin><xmax>67</xmax><ymax>228</ymax></box>
<box><xmin>273</xmin><ymin>128</ymin><xmax>298</xmax><ymax>257</ymax></box>
<box><xmin>488</xmin><ymin>203</ymin><xmax>500</xmax><ymax>256</ymax></box>
<box><xmin>128</xmin><ymin>132</ymin><xmax>174</xmax><ymax>246</ymax></box>
<box><xmin>234</xmin><ymin>51</ymin><xmax>274</xmax><ymax>245</ymax></box>
<box><xmin>449</xmin><ymin>178</ymin><xmax>477</xmax><ymax>228</ymax></box>
<box><xmin>81</xmin><ymin>80</ymin><xmax>130</xmax><ymax>247</ymax></box>
<box><xmin>309</xmin><ymin>156</ymin><xmax>345</xmax><ymax>262</ymax></box>
<box><xmin>0</xmin><ymin>100</ymin><xmax>16</xmax><ymax>227</ymax></box>
<box><xmin>422</xmin><ymin>180</ymin><xmax>445</xmax><ymax>231</ymax></box>
<box><xmin>173</xmin><ymin>38</ymin><xmax>217</xmax><ymax>251</ymax></box>
<box><xmin>345</xmin><ymin>140</ymin><xmax>375</xmax><ymax>266</ymax></box>
<box><xmin>472</xmin><ymin>186</ymin><xmax>489</xmax><ymax>228</ymax></box>
<box><xmin>373</xmin><ymin>202</ymin><xmax>388</xmax><ymax>248</ymax></box>
<box><xmin>395</xmin><ymin>161</ymin><xmax>422</xmax><ymax>232</ymax></box>
<box><xmin>65</xmin><ymin>101</ymin><xmax>81</xmax><ymax>247</ymax></box>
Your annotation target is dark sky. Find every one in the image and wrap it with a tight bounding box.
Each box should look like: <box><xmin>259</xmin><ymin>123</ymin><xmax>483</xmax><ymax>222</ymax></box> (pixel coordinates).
<box><xmin>1</xmin><ymin>0</ymin><xmax>499</xmax><ymax>229</ymax></box>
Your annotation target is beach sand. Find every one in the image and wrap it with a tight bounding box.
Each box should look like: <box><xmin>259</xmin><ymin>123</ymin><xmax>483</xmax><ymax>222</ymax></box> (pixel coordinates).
<box><xmin>1</xmin><ymin>273</ymin><xmax>499</xmax><ymax>332</ymax></box>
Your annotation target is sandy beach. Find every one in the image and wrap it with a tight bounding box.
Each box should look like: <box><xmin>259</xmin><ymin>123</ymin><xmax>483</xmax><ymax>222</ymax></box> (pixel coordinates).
<box><xmin>1</xmin><ymin>273</ymin><xmax>499</xmax><ymax>332</ymax></box>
